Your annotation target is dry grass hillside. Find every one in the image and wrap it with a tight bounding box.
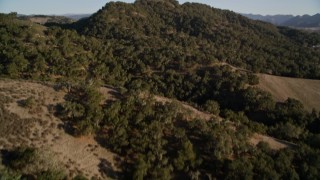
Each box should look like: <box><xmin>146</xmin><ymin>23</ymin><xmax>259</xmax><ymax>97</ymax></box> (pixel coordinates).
<box><xmin>257</xmin><ymin>74</ymin><xmax>320</xmax><ymax>111</ymax></box>
<box><xmin>0</xmin><ymin>79</ymin><xmax>120</xmax><ymax>179</ymax></box>
<box><xmin>216</xmin><ymin>63</ymin><xmax>320</xmax><ymax>111</ymax></box>
<box><xmin>19</xmin><ymin>16</ymin><xmax>75</xmax><ymax>24</ymax></box>
<box><xmin>0</xmin><ymin>78</ymin><xmax>291</xmax><ymax>179</ymax></box>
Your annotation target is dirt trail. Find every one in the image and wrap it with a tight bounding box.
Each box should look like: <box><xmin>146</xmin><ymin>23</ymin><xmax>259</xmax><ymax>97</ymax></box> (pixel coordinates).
<box><xmin>153</xmin><ymin>95</ymin><xmax>214</xmax><ymax>121</ymax></box>
<box><xmin>152</xmin><ymin>95</ymin><xmax>287</xmax><ymax>150</ymax></box>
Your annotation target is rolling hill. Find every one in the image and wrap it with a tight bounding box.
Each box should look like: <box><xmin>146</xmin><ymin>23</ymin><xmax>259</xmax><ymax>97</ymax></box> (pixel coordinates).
<box><xmin>74</xmin><ymin>0</ymin><xmax>320</xmax><ymax>78</ymax></box>
<box><xmin>1</xmin><ymin>0</ymin><xmax>320</xmax><ymax>179</ymax></box>
<box><xmin>19</xmin><ymin>15</ymin><xmax>75</xmax><ymax>24</ymax></box>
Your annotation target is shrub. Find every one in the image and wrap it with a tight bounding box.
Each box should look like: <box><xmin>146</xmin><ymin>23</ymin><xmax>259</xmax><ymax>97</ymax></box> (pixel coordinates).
<box><xmin>4</xmin><ymin>147</ymin><xmax>37</xmax><ymax>170</ymax></box>
<box><xmin>247</xmin><ymin>73</ymin><xmax>259</xmax><ymax>85</ymax></box>
<box><xmin>203</xmin><ymin>100</ymin><xmax>220</xmax><ymax>115</ymax></box>
<box><xmin>37</xmin><ymin>170</ymin><xmax>66</xmax><ymax>180</ymax></box>
<box><xmin>59</xmin><ymin>85</ymin><xmax>103</xmax><ymax>136</ymax></box>
<box><xmin>20</xmin><ymin>97</ymin><xmax>35</xmax><ymax>108</ymax></box>
<box><xmin>73</xmin><ymin>174</ymin><xmax>88</xmax><ymax>180</ymax></box>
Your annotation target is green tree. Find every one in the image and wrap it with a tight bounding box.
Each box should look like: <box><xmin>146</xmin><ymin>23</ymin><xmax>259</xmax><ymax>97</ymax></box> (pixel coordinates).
<box><xmin>60</xmin><ymin>85</ymin><xmax>103</xmax><ymax>135</ymax></box>
<box><xmin>203</xmin><ymin>100</ymin><xmax>220</xmax><ymax>115</ymax></box>
<box><xmin>133</xmin><ymin>156</ymin><xmax>149</xmax><ymax>180</ymax></box>
<box><xmin>174</xmin><ymin>139</ymin><xmax>198</xmax><ymax>171</ymax></box>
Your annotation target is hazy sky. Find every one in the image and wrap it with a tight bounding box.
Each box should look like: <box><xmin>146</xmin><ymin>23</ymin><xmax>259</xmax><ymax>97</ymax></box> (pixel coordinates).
<box><xmin>0</xmin><ymin>0</ymin><xmax>319</xmax><ymax>15</ymax></box>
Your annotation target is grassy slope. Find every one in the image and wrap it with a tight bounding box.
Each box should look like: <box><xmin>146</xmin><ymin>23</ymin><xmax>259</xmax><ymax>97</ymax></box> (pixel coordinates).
<box><xmin>257</xmin><ymin>74</ymin><xmax>320</xmax><ymax>111</ymax></box>
<box><xmin>213</xmin><ymin>63</ymin><xmax>320</xmax><ymax>112</ymax></box>
<box><xmin>0</xmin><ymin>79</ymin><xmax>119</xmax><ymax>179</ymax></box>
<box><xmin>0</xmin><ymin>78</ymin><xmax>290</xmax><ymax>178</ymax></box>
<box><xmin>19</xmin><ymin>15</ymin><xmax>75</xmax><ymax>24</ymax></box>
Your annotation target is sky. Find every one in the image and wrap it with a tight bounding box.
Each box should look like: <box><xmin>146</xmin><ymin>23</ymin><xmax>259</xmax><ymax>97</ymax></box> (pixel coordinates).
<box><xmin>0</xmin><ymin>0</ymin><xmax>319</xmax><ymax>16</ymax></box>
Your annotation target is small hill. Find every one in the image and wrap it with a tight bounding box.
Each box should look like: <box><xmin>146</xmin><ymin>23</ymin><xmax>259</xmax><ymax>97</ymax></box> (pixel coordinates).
<box><xmin>258</xmin><ymin>73</ymin><xmax>320</xmax><ymax>111</ymax></box>
<box><xmin>19</xmin><ymin>15</ymin><xmax>75</xmax><ymax>24</ymax></box>
<box><xmin>73</xmin><ymin>0</ymin><xmax>320</xmax><ymax>79</ymax></box>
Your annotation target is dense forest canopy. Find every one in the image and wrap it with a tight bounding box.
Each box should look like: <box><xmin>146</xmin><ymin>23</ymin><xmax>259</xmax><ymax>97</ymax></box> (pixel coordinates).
<box><xmin>1</xmin><ymin>0</ymin><xmax>320</xmax><ymax>179</ymax></box>
<box><xmin>75</xmin><ymin>0</ymin><xmax>320</xmax><ymax>78</ymax></box>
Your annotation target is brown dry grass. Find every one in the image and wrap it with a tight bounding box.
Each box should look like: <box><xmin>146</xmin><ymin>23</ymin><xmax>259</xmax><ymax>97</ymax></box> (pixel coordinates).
<box><xmin>29</xmin><ymin>17</ymin><xmax>51</xmax><ymax>24</ymax></box>
<box><xmin>257</xmin><ymin>74</ymin><xmax>320</xmax><ymax>111</ymax></box>
<box><xmin>0</xmin><ymin>79</ymin><xmax>119</xmax><ymax>179</ymax></box>
<box><xmin>249</xmin><ymin>133</ymin><xmax>290</xmax><ymax>150</ymax></box>
<box><xmin>211</xmin><ymin>62</ymin><xmax>320</xmax><ymax>111</ymax></box>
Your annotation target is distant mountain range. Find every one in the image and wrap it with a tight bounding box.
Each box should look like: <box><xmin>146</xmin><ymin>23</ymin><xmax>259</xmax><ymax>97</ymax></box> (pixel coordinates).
<box><xmin>62</xmin><ymin>14</ymin><xmax>91</xmax><ymax>20</ymax></box>
<box><xmin>17</xmin><ymin>11</ymin><xmax>320</xmax><ymax>29</ymax></box>
<box><xmin>282</xmin><ymin>14</ymin><xmax>320</xmax><ymax>27</ymax></box>
<box><xmin>242</xmin><ymin>13</ymin><xmax>320</xmax><ymax>28</ymax></box>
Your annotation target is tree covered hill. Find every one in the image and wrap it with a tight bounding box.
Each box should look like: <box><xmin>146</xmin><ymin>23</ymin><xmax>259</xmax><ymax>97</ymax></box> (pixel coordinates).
<box><xmin>19</xmin><ymin>14</ymin><xmax>75</xmax><ymax>25</ymax></box>
<box><xmin>74</xmin><ymin>0</ymin><xmax>320</xmax><ymax>78</ymax></box>
<box><xmin>1</xmin><ymin>1</ymin><xmax>320</xmax><ymax>179</ymax></box>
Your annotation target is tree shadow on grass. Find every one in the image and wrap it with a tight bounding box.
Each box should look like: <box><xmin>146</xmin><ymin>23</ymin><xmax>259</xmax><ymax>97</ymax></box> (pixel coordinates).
<box><xmin>98</xmin><ymin>158</ymin><xmax>123</xmax><ymax>179</ymax></box>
